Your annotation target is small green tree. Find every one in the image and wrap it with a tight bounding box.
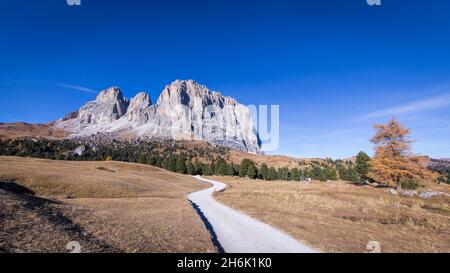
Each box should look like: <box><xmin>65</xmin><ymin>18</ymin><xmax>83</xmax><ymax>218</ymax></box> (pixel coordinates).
<box><xmin>209</xmin><ymin>162</ymin><xmax>216</xmax><ymax>175</ymax></box>
<box><xmin>176</xmin><ymin>157</ymin><xmax>187</xmax><ymax>174</ymax></box>
<box><xmin>215</xmin><ymin>158</ymin><xmax>227</xmax><ymax>176</ymax></box>
<box><xmin>260</xmin><ymin>163</ymin><xmax>269</xmax><ymax>180</ymax></box>
<box><xmin>310</xmin><ymin>165</ymin><xmax>327</xmax><ymax>181</ymax></box>
<box><xmin>216</xmin><ymin>163</ymin><xmax>227</xmax><ymax>176</ymax></box>
<box><xmin>355</xmin><ymin>151</ymin><xmax>371</xmax><ymax>182</ymax></box>
<box><xmin>226</xmin><ymin>163</ymin><xmax>235</xmax><ymax>176</ymax></box>
<box><xmin>156</xmin><ymin>157</ymin><xmax>163</xmax><ymax>168</ymax></box>
<box><xmin>239</xmin><ymin>159</ymin><xmax>255</xmax><ymax>177</ymax></box>
<box><xmin>186</xmin><ymin>161</ymin><xmax>195</xmax><ymax>175</ymax></box>
<box><xmin>347</xmin><ymin>167</ymin><xmax>360</xmax><ymax>183</ymax></box>
<box><xmin>194</xmin><ymin>161</ymin><xmax>203</xmax><ymax>175</ymax></box>
<box><xmin>138</xmin><ymin>153</ymin><xmax>147</xmax><ymax>164</ymax></box>
<box><xmin>323</xmin><ymin>167</ymin><xmax>337</xmax><ymax>181</ymax></box>
<box><xmin>277</xmin><ymin>167</ymin><xmax>290</xmax><ymax>181</ymax></box>
<box><xmin>247</xmin><ymin>164</ymin><xmax>257</xmax><ymax>179</ymax></box>
<box><xmin>202</xmin><ymin>165</ymin><xmax>212</xmax><ymax>176</ymax></box>
<box><xmin>148</xmin><ymin>156</ymin><xmax>157</xmax><ymax>166</ymax></box>
<box><xmin>267</xmin><ymin>167</ymin><xmax>278</xmax><ymax>181</ymax></box>
<box><xmin>291</xmin><ymin>168</ymin><xmax>301</xmax><ymax>181</ymax></box>
<box><xmin>164</xmin><ymin>157</ymin><xmax>177</xmax><ymax>172</ymax></box>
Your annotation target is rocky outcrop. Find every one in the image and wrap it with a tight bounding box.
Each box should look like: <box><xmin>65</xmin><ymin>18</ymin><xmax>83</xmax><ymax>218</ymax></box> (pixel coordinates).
<box><xmin>125</xmin><ymin>92</ymin><xmax>152</xmax><ymax>123</ymax></box>
<box><xmin>55</xmin><ymin>80</ymin><xmax>262</xmax><ymax>153</ymax></box>
<box><xmin>57</xmin><ymin>87</ymin><xmax>130</xmax><ymax>133</ymax></box>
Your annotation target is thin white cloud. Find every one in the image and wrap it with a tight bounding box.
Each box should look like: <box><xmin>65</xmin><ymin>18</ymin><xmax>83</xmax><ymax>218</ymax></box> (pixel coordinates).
<box><xmin>57</xmin><ymin>83</ymin><xmax>97</xmax><ymax>94</ymax></box>
<box><xmin>362</xmin><ymin>93</ymin><xmax>450</xmax><ymax>119</ymax></box>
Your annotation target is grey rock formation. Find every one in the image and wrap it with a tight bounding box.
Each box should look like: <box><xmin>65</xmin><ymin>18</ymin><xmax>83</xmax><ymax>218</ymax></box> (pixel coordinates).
<box><xmin>57</xmin><ymin>87</ymin><xmax>129</xmax><ymax>133</ymax></box>
<box><xmin>125</xmin><ymin>92</ymin><xmax>152</xmax><ymax>123</ymax></box>
<box><xmin>55</xmin><ymin>80</ymin><xmax>262</xmax><ymax>153</ymax></box>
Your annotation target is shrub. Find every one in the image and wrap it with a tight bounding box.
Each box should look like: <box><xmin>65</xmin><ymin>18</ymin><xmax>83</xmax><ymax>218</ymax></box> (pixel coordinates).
<box><xmin>401</xmin><ymin>179</ymin><xmax>419</xmax><ymax>190</ymax></box>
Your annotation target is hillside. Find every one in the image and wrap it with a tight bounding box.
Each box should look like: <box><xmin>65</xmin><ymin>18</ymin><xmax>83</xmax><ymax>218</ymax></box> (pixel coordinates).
<box><xmin>0</xmin><ymin>157</ymin><xmax>216</xmax><ymax>253</ymax></box>
<box><xmin>0</xmin><ymin>122</ymin><xmax>66</xmax><ymax>139</ymax></box>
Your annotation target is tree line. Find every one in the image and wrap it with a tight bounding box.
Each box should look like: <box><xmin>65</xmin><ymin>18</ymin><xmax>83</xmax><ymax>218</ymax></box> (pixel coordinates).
<box><xmin>0</xmin><ymin>137</ymin><xmax>371</xmax><ymax>182</ymax></box>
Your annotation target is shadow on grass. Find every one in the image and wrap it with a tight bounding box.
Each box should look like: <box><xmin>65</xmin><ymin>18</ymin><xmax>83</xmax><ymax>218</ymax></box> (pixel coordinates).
<box><xmin>0</xmin><ymin>181</ymin><xmax>35</xmax><ymax>195</ymax></box>
<box><xmin>190</xmin><ymin>200</ymin><xmax>225</xmax><ymax>253</ymax></box>
<box><xmin>0</xmin><ymin>180</ymin><xmax>120</xmax><ymax>253</ymax></box>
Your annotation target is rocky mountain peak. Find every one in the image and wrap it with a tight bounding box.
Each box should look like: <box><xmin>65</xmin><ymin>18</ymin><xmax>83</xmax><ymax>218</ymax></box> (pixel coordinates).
<box><xmin>55</xmin><ymin>80</ymin><xmax>262</xmax><ymax>154</ymax></box>
<box><xmin>157</xmin><ymin>79</ymin><xmax>236</xmax><ymax>107</ymax></box>
<box><xmin>126</xmin><ymin>92</ymin><xmax>152</xmax><ymax>122</ymax></box>
<box><xmin>96</xmin><ymin>86</ymin><xmax>126</xmax><ymax>104</ymax></box>
<box><xmin>129</xmin><ymin>92</ymin><xmax>152</xmax><ymax>109</ymax></box>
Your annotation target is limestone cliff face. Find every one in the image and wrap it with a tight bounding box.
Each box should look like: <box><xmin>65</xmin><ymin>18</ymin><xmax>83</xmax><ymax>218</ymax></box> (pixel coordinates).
<box><xmin>55</xmin><ymin>80</ymin><xmax>261</xmax><ymax>153</ymax></box>
<box><xmin>59</xmin><ymin>87</ymin><xmax>129</xmax><ymax>132</ymax></box>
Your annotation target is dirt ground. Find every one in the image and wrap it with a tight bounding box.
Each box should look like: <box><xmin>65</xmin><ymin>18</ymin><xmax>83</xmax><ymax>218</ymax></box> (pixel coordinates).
<box><xmin>212</xmin><ymin>176</ymin><xmax>450</xmax><ymax>253</ymax></box>
<box><xmin>0</xmin><ymin>156</ymin><xmax>216</xmax><ymax>253</ymax></box>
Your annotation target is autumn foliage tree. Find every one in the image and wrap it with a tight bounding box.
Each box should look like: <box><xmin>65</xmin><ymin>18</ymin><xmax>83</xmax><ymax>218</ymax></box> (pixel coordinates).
<box><xmin>368</xmin><ymin>118</ymin><xmax>433</xmax><ymax>191</ymax></box>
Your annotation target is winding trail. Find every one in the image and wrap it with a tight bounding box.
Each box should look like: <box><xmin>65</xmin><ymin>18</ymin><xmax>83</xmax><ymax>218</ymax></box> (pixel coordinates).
<box><xmin>188</xmin><ymin>176</ymin><xmax>320</xmax><ymax>253</ymax></box>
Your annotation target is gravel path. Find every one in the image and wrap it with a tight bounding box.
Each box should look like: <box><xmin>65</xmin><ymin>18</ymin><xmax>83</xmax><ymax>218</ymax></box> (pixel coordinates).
<box><xmin>188</xmin><ymin>176</ymin><xmax>320</xmax><ymax>253</ymax></box>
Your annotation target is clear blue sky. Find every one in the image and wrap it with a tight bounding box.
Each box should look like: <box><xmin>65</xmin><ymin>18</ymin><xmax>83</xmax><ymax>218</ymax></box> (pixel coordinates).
<box><xmin>1</xmin><ymin>0</ymin><xmax>450</xmax><ymax>159</ymax></box>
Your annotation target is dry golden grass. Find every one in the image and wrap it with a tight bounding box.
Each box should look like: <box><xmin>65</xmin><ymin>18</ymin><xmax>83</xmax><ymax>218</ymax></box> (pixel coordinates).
<box><xmin>227</xmin><ymin>150</ymin><xmax>328</xmax><ymax>169</ymax></box>
<box><xmin>212</xmin><ymin>176</ymin><xmax>450</xmax><ymax>253</ymax></box>
<box><xmin>0</xmin><ymin>156</ymin><xmax>216</xmax><ymax>253</ymax></box>
<box><xmin>227</xmin><ymin>150</ymin><xmax>302</xmax><ymax>169</ymax></box>
<box><xmin>0</xmin><ymin>156</ymin><xmax>206</xmax><ymax>199</ymax></box>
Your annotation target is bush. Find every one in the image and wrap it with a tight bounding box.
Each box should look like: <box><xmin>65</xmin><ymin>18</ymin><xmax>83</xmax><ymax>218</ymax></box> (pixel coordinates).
<box><xmin>401</xmin><ymin>180</ymin><xmax>419</xmax><ymax>190</ymax></box>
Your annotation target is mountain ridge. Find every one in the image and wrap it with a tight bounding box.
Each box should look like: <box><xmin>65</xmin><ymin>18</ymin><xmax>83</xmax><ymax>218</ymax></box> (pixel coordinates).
<box><xmin>54</xmin><ymin>80</ymin><xmax>262</xmax><ymax>154</ymax></box>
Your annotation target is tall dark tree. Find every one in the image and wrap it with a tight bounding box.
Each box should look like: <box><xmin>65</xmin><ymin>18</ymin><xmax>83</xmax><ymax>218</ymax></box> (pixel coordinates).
<box><xmin>347</xmin><ymin>167</ymin><xmax>360</xmax><ymax>183</ymax></box>
<box><xmin>239</xmin><ymin>159</ymin><xmax>255</xmax><ymax>177</ymax></box>
<box><xmin>202</xmin><ymin>165</ymin><xmax>212</xmax><ymax>176</ymax></box>
<box><xmin>226</xmin><ymin>163</ymin><xmax>235</xmax><ymax>176</ymax></box>
<box><xmin>355</xmin><ymin>151</ymin><xmax>371</xmax><ymax>182</ymax></box>
<box><xmin>291</xmin><ymin>168</ymin><xmax>301</xmax><ymax>181</ymax></box>
<box><xmin>138</xmin><ymin>153</ymin><xmax>147</xmax><ymax>164</ymax></box>
<box><xmin>176</xmin><ymin>157</ymin><xmax>187</xmax><ymax>174</ymax></box>
<box><xmin>267</xmin><ymin>167</ymin><xmax>278</xmax><ymax>181</ymax></box>
<box><xmin>215</xmin><ymin>158</ymin><xmax>227</xmax><ymax>176</ymax></box>
<box><xmin>209</xmin><ymin>161</ymin><xmax>216</xmax><ymax>175</ymax></box>
<box><xmin>186</xmin><ymin>161</ymin><xmax>195</xmax><ymax>175</ymax></box>
<box><xmin>148</xmin><ymin>156</ymin><xmax>157</xmax><ymax>166</ymax></box>
<box><xmin>216</xmin><ymin>163</ymin><xmax>227</xmax><ymax>176</ymax></box>
<box><xmin>247</xmin><ymin>164</ymin><xmax>257</xmax><ymax>179</ymax></box>
<box><xmin>260</xmin><ymin>163</ymin><xmax>269</xmax><ymax>180</ymax></box>
<box><xmin>164</xmin><ymin>157</ymin><xmax>177</xmax><ymax>172</ymax></box>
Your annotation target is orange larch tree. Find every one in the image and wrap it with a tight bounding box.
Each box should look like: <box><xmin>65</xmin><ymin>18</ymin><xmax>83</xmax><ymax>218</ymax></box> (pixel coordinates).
<box><xmin>368</xmin><ymin>118</ymin><xmax>433</xmax><ymax>191</ymax></box>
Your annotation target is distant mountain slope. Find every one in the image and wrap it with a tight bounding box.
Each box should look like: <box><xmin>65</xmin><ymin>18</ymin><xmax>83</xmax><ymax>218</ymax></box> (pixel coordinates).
<box><xmin>0</xmin><ymin>122</ymin><xmax>66</xmax><ymax>139</ymax></box>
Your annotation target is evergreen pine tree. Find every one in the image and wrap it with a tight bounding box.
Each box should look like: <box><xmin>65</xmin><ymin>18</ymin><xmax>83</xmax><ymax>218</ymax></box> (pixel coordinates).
<box><xmin>267</xmin><ymin>167</ymin><xmax>278</xmax><ymax>181</ymax></box>
<box><xmin>260</xmin><ymin>163</ymin><xmax>269</xmax><ymax>180</ymax></box>
<box><xmin>355</xmin><ymin>151</ymin><xmax>371</xmax><ymax>182</ymax></box>
<box><xmin>247</xmin><ymin>164</ymin><xmax>257</xmax><ymax>179</ymax></box>
<box><xmin>186</xmin><ymin>161</ymin><xmax>195</xmax><ymax>175</ymax></box>
<box><xmin>291</xmin><ymin>168</ymin><xmax>301</xmax><ymax>181</ymax></box>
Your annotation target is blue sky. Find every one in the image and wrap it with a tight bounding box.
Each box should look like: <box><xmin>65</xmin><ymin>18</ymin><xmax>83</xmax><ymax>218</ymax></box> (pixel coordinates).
<box><xmin>1</xmin><ymin>0</ymin><xmax>450</xmax><ymax>158</ymax></box>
